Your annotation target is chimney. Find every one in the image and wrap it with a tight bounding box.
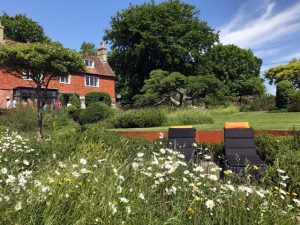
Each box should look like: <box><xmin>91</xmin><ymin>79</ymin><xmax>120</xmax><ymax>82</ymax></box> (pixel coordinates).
<box><xmin>0</xmin><ymin>21</ymin><xmax>4</xmax><ymax>43</ymax></box>
<box><xmin>97</xmin><ymin>42</ymin><xmax>107</xmax><ymax>62</ymax></box>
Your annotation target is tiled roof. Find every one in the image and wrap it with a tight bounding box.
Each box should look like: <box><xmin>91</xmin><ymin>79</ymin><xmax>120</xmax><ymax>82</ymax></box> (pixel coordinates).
<box><xmin>0</xmin><ymin>41</ymin><xmax>115</xmax><ymax>78</ymax></box>
<box><xmin>83</xmin><ymin>54</ymin><xmax>115</xmax><ymax>78</ymax></box>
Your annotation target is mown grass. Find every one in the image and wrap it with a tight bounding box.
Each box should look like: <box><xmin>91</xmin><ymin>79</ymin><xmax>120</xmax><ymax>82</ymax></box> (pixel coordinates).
<box><xmin>114</xmin><ymin>111</ymin><xmax>300</xmax><ymax>131</ymax></box>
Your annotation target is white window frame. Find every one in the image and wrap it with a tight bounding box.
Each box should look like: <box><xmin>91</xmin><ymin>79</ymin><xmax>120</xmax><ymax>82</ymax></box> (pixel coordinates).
<box><xmin>84</xmin><ymin>59</ymin><xmax>94</xmax><ymax>68</ymax></box>
<box><xmin>85</xmin><ymin>75</ymin><xmax>99</xmax><ymax>87</ymax></box>
<box><xmin>22</xmin><ymin>71</ymin><xmax>32</xmax><ymax>81</ymax></box>
<box><xmin>60</xmin><ymin>74</ymin><xmax>71</xmax><ymax>84</ymax></box>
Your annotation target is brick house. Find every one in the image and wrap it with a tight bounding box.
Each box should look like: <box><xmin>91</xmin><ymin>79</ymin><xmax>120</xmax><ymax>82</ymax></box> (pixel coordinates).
<box><xmin>0</xmin><ymin>22</ymin><xmax>115</xmax><ymax>108</ymax></box>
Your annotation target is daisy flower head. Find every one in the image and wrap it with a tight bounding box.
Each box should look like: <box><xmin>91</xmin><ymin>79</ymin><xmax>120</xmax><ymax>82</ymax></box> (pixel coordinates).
<box><xmin>277</xmin><ymin>169</ymin><xmax>286</xmax><ymax>174</ymax></box>
<box><xmin>1</xmin><ymin>167</ymin><xmax>8</xmax><ymax>174</ymax></box>
<box><xmin>80</xmin><ymin>158</ymin><xmax>87</xmax><ymax>165</ymax></box>
<box><xmin>205</xmin><ymin>199</ymin><xmax>215</xmax><ymax>210</ymax></box>
<box><xmin>23</xmin><ymin>160</ymin><xmax>29</xmax><ymax>166</ymax></box>
<box><xmin>119</xmin><ymin>197</ymin><xmax>129</xmax><ymax>204</ymax></box>
<box><xmin>159</xmin><ymin>133</ymin><xmax>164</xmax><ymax>139</ymax></box>
<box><xmin>138</xmin><ymin>192</ymin><xmax>145</xmax><ymax>200</ymax></box>
<box><xmin>137</xmin><ymin>152</ymin><xmax>144</xmax><ymax>158</ymax></box>
<box><xmin>14</xmin><ymin>201</ymin><xmax>22</xmax><ymax>211</ymax></box>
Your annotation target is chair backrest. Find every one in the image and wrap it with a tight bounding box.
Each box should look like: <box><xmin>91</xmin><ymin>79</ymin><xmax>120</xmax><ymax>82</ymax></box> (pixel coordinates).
<box><xmin>168</xmin><ymin>128</ymin><xmax>196</xmax><ymax>148</ymax></box>
<box><xmin>224</xmin><ymin>128</ymin><xmax>253</xmax><ymax>139</ymax></box>
<box><xmin>223</xmin><ymin>127</ymin><xmax>265</xmax><ymax>166</ymax></box>
<box><xmin>168</xmin><ymin>128</ymin><xmax>195</xmax><ymax>138</ymax></box>
<box><xmin>168</xmin><ymin>128</ymin><xmax>196</xmax><ymax>161</ymax></box>
<box><xmin>224</xmin><ymin>128</ymin><xmax>256</xmax><ymax>152</ymax></box>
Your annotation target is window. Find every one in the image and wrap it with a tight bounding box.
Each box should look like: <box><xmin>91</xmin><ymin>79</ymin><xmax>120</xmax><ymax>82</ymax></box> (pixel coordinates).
<box><xmin>22</xmin><ymin>74</ymin><xmax>32</xmax><ymax>80</ymax></box>
<box><xmin>85</xmin><ymin>76</ymin><xmax>99</xmax><ymax>87</ymax></box>
<box><xmin>84</xmin><ymin>59</ymin><xmax>94</xmax><ymax>68</ymax></box>
<box><xmin>60</xmin><ymin>75</ymin><xmax>71</xmax><ymax>84</ymax></box>
<box><xmin>13</xmin><ymin>87</ymin><xmax>57</xmax><ymax>101</ymax></box>
<box><xmin>22</xmin><ymin>71</ymin><xmax>32</xmax><ymax>80</ymax></box>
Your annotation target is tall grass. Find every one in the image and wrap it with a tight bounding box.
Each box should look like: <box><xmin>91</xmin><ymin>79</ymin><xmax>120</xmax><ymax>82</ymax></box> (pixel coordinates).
<box><xmin>0</xmin><ymin>125</ymin><xmax>299</xmax><ymax>224</ymax></box>
<box><xmin>0</xmin><ymin>105</ymin><xmax>37</xmax><ymax>132</ymax></box>
<box><xmin>209</xmin><ymin>105</ymin><xmax>240</xmax><ymax>115</ymax></box>
<box><xmin>164</xmin><ymin>109</ymin><xmax>213</xmax><ymax>126</ymax></box>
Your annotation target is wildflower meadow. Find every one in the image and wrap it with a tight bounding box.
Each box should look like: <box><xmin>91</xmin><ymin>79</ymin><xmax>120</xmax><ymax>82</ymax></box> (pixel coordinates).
<box><xmin>0</xmin><ymin>124</ymin><xmax>300</xmax><ymax>224</ymax></box>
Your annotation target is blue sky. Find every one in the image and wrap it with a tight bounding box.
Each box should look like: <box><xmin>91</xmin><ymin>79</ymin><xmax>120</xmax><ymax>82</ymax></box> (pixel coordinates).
<box><xmin>1</xmin><ymin>0</ymin><xmax>300</xmax><ymax>94</ymax></box>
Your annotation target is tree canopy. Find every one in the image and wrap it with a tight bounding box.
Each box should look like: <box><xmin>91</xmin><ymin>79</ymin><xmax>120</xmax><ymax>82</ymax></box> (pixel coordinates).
<box><xmin>104</xmin><ymin>0</ymin><xmax>219</xmax><ymax>102</ymax></box>
<box><xmin>265</xmin><ymin>59</ymin><xmax>300</xmax><ymax>89</ymax></box>
<box><xmin>80</xmin><ymin>41</ymin><xmax>97</xmax><ymax>56</ymax></box>
<box><xmin>206</xmin><ymin>44</ymin><xmax>264</xmax><ymax>98</ymax></box>
<box><xmin>0</xmin><ymin>12</ymin><xmax>49</xmax><ymax>43</ymax></box>
<box><xmin>0</xmin><ymin>42</ymin><xmax>85</xmax><ymax>136</ymax></box>
<box><xmin>134</xmin><ymin>69</ymin><xmax>223</xmax><ymax>108</ymax></box>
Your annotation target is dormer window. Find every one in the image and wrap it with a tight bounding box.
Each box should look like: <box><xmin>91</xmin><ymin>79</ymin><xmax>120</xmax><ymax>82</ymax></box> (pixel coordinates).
<box><xmin>84</xmin><ymin>59</ymin><xmax>94</xmax><ymax>68</ymax></box>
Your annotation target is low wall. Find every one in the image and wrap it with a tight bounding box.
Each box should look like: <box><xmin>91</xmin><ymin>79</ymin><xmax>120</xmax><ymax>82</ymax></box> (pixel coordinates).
<box><xmin>118</xmin><ymin>130</ymin><xmax>295</xmax><ymax>144</ymax></box>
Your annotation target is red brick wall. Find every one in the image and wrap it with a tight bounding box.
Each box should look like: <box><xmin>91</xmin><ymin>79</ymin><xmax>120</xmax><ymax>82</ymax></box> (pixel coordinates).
<box><xmin>0</xmin><ymin>70</ymin><xmax>34</xmax><ymax>89</ymax></box>
<box><xmin>48</xmin><ymin>75</ymin><xmax>115</xmax><ymax>98</ymax></box>
<box><xmin>0</xmin><ymin>89</ymin><xmax>13</xmax><ymax>108</ymax></box>
<box><xmin>0</xmin><ymin>70</ymin><xmax>115</xmax><ymax>107</ymax></box>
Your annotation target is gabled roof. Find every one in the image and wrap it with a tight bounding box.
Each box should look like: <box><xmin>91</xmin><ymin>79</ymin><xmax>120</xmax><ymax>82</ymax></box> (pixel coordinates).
<box><xmin>83</xmin><ymin>54</ymin><xmax>115</xmax><ymax>78</ymax></box>
<box><xmin>0</xmin><ymin>40</ymin><xmax>115</xmax><ymax>78</ymax></box>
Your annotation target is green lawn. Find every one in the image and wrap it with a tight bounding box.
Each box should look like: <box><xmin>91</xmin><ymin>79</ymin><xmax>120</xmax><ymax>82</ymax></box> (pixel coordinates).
<box><xmin>114</xmin><ymin>111</ymin><xmax>300</xmax><ymax>131</ymax></box>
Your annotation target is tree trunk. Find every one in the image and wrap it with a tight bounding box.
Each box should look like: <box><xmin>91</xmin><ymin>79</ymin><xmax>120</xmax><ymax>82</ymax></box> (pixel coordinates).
<box><xmin>238</xmin><ymin>96</ymin><xmax>242</xmax><ymax>105</ymax></box>
<box><xmin>37</xmin><ymin>98</ymin><xmax>43</xmax><ymax>138</ymax></box>
<box><xmin>36</xmin><ymin>86</ymin><xmax>45</xmax><ymax>138</ymax></box>
<box><xmin>169</xmin><ymin>97</ymin><xmax>180</xmax><ymax>107</ymax></box>
<box><xmin>204</xmin><ymin>101</ymin><xmax>209</xmax><ymax>109</ymax></box>
<box><xmin>179</xmin><ymin>94</ymin><xmax>184</xmax><ymax>108</ymax></box>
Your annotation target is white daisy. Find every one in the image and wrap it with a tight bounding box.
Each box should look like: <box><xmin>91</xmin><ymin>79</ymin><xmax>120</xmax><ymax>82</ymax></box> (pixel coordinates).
<box><xmin>119</xmin><ymin>197</ymin><xmax>129</xmax><ymax>204</ymax></box>
<box><xmin>138</xmin><ymin>192</ymin><xmax>145</xmax><ymax>200</ymax></box>
<box><xmin>137</xmin><ymin>152</ymin><xmax>144</xmax><ymax>158</ymax></box>
<box><xmin>14</xmin><ymin>201</ymin><xmax>22</xmax><ymax>211</ymax></box>
<box><xmin>277</xmin><ymin>169</ymin><xmax>286</xmax><ymax>174</ymax></box>
<box><xmin>1</xmin><ymin>167</ymin><xmax>8</xmax><ymax>174</ymax></box>
<box><xmin>80</xmin><ymin>158</ymin><xmax>87</xmax><ymax>165</ymax></box>
<box><xmin>205</xmin><ymin>199</ymin><xmax>215</xmax><ymax>210</ymax></box>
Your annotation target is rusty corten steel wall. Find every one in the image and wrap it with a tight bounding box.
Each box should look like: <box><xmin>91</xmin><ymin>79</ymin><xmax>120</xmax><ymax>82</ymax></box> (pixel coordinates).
<box><xmin>118</xmin><ymin>130</ymin><xmax>295</xmax><ymax>144</ymax></box>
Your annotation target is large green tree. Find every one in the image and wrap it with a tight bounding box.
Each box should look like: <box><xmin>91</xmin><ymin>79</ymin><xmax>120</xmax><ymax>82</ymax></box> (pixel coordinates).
<box><xmin>275</xmin><ymin>80</ymin><xmax>295</xmax><ymax>109</ymax></box>
<box><xmin>0</xmin><ymin>12</ymin><xmax>50</xmax><ymax>43</ymax></box>
<box><xmin>104</xmin><ymin>0</ymin><xmax>219</xmax><ymax>102</ymax></box>
<box><xmin>0</xmin><ymin>42</ymin><xmax>85</xmax><ymax>137</ymax></box>
<box><xmin>206</xmin><ymin>44</ymin><xmax>264</xmax><ymax>100</ymax></box>
<box><xmin>265</xmin><ymin>59</ymin><xmax>300</xmax><ymax>89</ymax></box>
<box><xmin>80</xmin><ymin>41</ymin><xmax>97</xmax><ymax>56</ymax></box>
<box><xmin>134</xmin><ymin>69</ymin><xmax>224</xmax><ymax>108</ymax></box>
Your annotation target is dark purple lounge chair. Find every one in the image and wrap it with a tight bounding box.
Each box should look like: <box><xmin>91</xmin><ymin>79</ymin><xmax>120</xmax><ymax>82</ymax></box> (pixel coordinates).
<box><xmin>222</xmin><ymin>128</ymin><xmax>266</xmax><ymax>176</ymax></box>
<box><xmin>168</xmin><ymin>128</ymin><xmax>196</xmax><ymax>161</ymax></box>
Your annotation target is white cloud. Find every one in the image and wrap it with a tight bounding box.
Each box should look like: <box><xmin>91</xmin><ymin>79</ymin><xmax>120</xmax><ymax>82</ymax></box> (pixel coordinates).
<box><xmin>218</xmin><ymin>0</ymin><xmax>300</xmax><ymax>95</ymax></box>
<box><xmin>277</xmin><ymin>51</ymin><xmax>300</xmax><ymax>61</ymax></box>
<box><xmin>219</xmin><ymin>1</ymin><xmax>300</xmax><ymax>49</ymax></box>
<box><xmin>254</xmin><ymin>46</ymin><xmax>283</xmax><ymax>58</ymax></box>
<box><xmin>260</xmin><ymin>50</ymin><xmax>300</xmax><ymax>72</ymax></box>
